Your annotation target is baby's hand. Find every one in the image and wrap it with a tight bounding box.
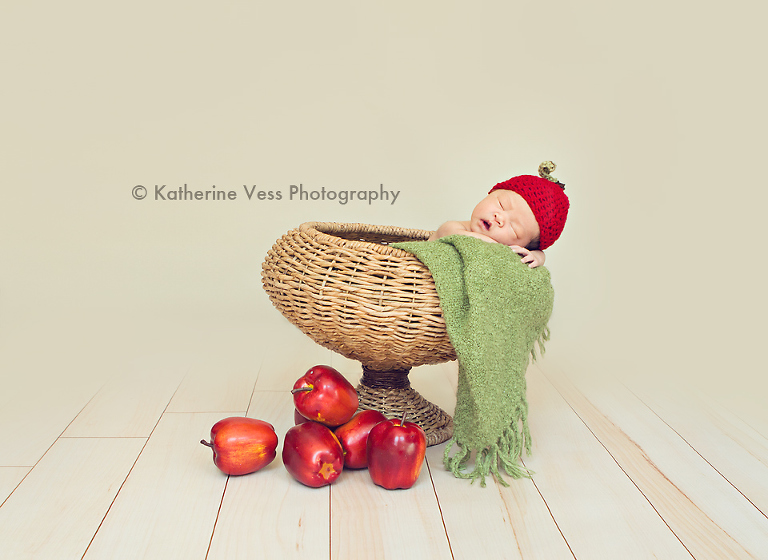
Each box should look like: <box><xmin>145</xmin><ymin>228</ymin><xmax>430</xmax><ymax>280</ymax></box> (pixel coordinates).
<box><xmin>510</xmin><ymin>246</ymin><xmax>545</xmax><ymax>268</ymax></box>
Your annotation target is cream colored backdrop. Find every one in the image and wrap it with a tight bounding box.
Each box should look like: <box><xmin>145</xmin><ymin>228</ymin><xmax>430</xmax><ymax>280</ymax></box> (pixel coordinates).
<box><xmin>2</xmin><ymin>1</ymin><xmax>766</xmax><ymax>399</ymax></box>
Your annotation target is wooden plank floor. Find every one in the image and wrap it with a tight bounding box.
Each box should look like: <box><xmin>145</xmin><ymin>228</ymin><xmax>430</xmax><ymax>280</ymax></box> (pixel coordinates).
<box><xmin>2</xmin><ymin>318</ymin><xmax>768</xmax><ymax>559</ymax></box>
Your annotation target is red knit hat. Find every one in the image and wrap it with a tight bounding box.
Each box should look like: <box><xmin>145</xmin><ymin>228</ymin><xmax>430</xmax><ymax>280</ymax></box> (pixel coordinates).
<box><xmin>488</xmin><ymin>161</ymin><xmax>569</xmax><ymax>250</ymax></box>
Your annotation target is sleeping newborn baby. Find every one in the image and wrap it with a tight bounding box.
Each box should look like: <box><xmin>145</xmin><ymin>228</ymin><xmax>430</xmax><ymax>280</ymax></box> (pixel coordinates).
<box><xmin>428</xmin><ymin>162</ymin><xmax>570</xmax><ymax>268</ymax></box>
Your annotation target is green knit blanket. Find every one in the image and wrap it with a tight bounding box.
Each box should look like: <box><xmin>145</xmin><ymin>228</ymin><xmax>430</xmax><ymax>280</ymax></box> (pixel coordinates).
<box><xmin>392</xmin><ymin>235</ymin><xmax>554</xmax><ymax>486</ymax></box>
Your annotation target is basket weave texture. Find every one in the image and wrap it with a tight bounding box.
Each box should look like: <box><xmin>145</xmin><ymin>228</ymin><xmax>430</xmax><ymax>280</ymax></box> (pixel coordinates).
<box><xmin>262</xmin><ymin>222</ymin><xmax>456</xmax><ymax>445</ymax></box>
<box><xmin>262</xmin><ymin>222</ymin><xmax>456</xmax><ymax>370</ymax></box>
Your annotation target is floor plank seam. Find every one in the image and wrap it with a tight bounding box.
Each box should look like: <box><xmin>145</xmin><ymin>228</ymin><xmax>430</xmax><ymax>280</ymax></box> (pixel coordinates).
<box><xmin>538</xmin><ymin>369</ymin><xmax>697</xmax><ymax>559</ymax></box>
<box><xmin>0</xmin><ymin>384</ymin><xmax>102</xmax><ymax>509</ymax></box>
<box><xmin>246</xmin><ymin>355</ymin><xmax>267</xmax><ymax>412</ymax></box>
<box><xmin>78</xmin><ymin>438</ymin><xmax>149</xmax><ymax>560</ymax></box>
<box><xmin>204</xmin><ymin>475</ymin><xmax>230</xmax><ymax>560</ymax></box>
<box><xmin>164</xmin><ymin>410</ymin><xmax>249</xmax><ymax>415</ymax></box>
<box><xmin>723</xmin><ymin>406</ymin><xmax>768</xmax><ymax>442</ymax></box>
<box><xmin>0</xmin><ymin>474</ymin><xmax>29</xmax><ymax>511</ymax></box>
<box><xmin>58</xmin><ymin>436</ymin><xmax>148</xmax><ymax>439</ymax></box>
<box><xmin>519</xmin><ymin>458</ymin><xmax>577</xmax><ymax>560</ymax></box>
<box><xmin>623</xmin><ymin>383</ymin><xmax>768</xmax><ymax>522</ymax></box>
<box><xmin>80</xmin><ymin>379</ymin><xmax>184</xmax><ymax>559</ymax></box>
<box><xmin>425</xmin><ymin>455</ymin><xmax>455</xmax><ymax>560</ymax></box>
<box><xmin>245</xmin><ymin>377</ymin><xmax>259</xmax><ymax>417</ymax></box>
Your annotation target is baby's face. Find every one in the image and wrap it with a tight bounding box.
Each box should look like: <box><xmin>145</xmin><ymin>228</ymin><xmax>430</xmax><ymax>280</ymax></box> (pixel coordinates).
<box><xmin>469</xmin><ymin>190</ymin><xmax>540</xmax><ymax>247</ymax></box>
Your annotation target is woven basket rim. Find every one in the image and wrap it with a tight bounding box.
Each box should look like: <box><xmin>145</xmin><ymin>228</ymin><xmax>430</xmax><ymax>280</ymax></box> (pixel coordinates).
<box><xmin>298</xmin><ymin>221</ymin><xmax>433</xmax><ymax>257</ymax></box>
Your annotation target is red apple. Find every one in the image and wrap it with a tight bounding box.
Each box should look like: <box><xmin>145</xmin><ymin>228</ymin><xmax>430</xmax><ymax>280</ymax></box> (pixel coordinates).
<box><xmin>282</xmin><ymin>421</ymin><xmax>344</xmax><ymax>487</ymax></box>
<box><xmin>367</xmin><ymin>413</ymin><xmax>427</xmax><ymax>490</ymax></box>
<box><xmin>334</xmin><ymin>409</ymin><xmax>387</xmax><ymax>469</ymax></box>
<box><xmin>200</xmin><ymin>417</ymin><xmax>278</xmax><ymax>476</ymax></box>
<box><xmin>291</xmin><ymin>365</ymin><xmax>359</xmax><ymax>427</ymax></box>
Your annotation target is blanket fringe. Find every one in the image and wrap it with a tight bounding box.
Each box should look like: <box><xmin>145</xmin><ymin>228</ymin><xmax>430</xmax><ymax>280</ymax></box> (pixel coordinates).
<box><xmin>443</xmin><ymin>417</ymin><xmax>534</xmax><ymax>488</ymax></box>
<box><xmin>530</xmin><ymin>327</ymin><xmax>550</xmax><ymax>363</ymax></box>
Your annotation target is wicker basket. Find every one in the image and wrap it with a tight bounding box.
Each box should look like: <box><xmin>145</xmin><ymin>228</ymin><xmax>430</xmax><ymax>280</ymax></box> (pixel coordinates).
<box><xmin>261</xmin><ymin>222</ymin><xmax>456</xmax><ymax>445</ymax></box>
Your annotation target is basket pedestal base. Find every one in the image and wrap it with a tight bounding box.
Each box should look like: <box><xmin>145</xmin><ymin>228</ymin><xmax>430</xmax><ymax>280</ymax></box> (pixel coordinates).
<box><xmin>355</xmin><ymin>366</ymin><xmax>453</xmax><ymax>447</ymax></box>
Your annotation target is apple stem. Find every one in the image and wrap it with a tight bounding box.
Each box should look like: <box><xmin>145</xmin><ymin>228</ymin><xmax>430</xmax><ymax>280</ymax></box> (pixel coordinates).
<box><xmin>291</xmin><ymin>387</ymin><xmax>313</xmax><ymax>394</ymax></box>
<box><xmin>401</xmin><ymin>411</ymin><xmax>408</xmax><ymax>426</ymax></box>
<box><xmin>200</xmin><ymin>440</ymin><xmax>213</xmax><ymax>448</ymax></box>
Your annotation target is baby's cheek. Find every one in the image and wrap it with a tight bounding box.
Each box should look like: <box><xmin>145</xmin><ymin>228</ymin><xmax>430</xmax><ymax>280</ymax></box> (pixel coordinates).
<box><xmin>497</xmin><ymin>231</ymin><xmax>517</xmax><ymax>246</ymax></box>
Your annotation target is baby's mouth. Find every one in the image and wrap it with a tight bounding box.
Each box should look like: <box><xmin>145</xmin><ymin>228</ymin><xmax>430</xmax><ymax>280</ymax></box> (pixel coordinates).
<box><xmin>481</xmin><ymin>219</ymin><xmax>491</xmax><ymax>231</ymax></box>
